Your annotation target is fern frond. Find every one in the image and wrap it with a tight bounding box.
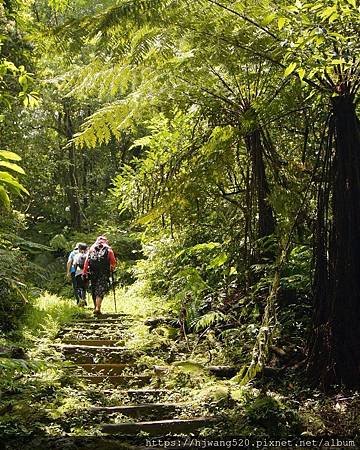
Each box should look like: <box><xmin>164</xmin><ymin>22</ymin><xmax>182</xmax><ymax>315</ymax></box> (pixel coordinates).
<box><xmin>52</xmin><ymin>0</ymin><xmax>173</xmax><ymax>45</ymax></box>
<box><xmin>93</xmin><ymin>0</ymin><xmax>171</xmax><ymax>35</ymax></box>
<box><xmin>73</xmin><ymin>93</ymin><xmax>146</xmax><ymax>148</ymax></box>
<box><xmin>194</xmin><ymin>311</ymin><xmax>226</xmax><ymax>331</ymax></box>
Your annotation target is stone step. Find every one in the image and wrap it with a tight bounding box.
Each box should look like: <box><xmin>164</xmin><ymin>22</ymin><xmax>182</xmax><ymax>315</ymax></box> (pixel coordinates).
<box><xmin>58</xmin><ymin>333</ymin><xmax>129</xmax><ymax>341</ymax></box>
<box><xmin>67</xmin><ymin>354</ymin><xmax>133</xmax><ymax>364</ymax></box>
<box><xmin>103</xmin><ymin>389</ymin><xmax>171</xmax><ymax>400</ymax></box>
<box><xmin>54</xmin><ymin>344</ymin><xmax>130</xmax><ymax>352</ymax></box>
<box><xmin>68</xmin><ymin>325</ymin><xmax>132</xmax><ymax>331</ymax></box>
<box><xmin>98</xmin><ymin>313</ymin><xmax>132</xmax><ymax>318</ymax></box>
<box><xmin>101</xmin><ymin>417</ymin><xmax>216</xmax><ymax>435</ymax></box>
<box><xmin>72</xmin><ymin>307</ymin><xmax>130</xmax><ymax>320</ymax></box>
<box><xmin>53</xmin><ymin>344</ymin><xmax>137</xmax><ymax>363</ymax></box>
<box><xmin>93</xmin><ymin>389</ymin><xmax>172</xmax><ymax>405</ymax></box>
<box><xmin>59</xmin><ymin>327</ymin><xmax>130</xmax><ymax>333</ymax></box>
<box><xmin>79</xmin><ymin>374</ymin><xmax>151</xmax><ymax>387</ymax></box>
<box><xmin>62</xmin><ymin>339</ymin><xmax>120</xmax><ymax>347</ymax></box>
<box><xmin>77</xmin><ymin>363</ymin><xmax>130</xmax><ymax>375</ymax></box>
<box><xmin>89</xmin><ymin>403</ymin><xmax>181</xmax><ymax>417</ymax></box>
<box><xmin>72</xmin><ymin>318</ymin><xmax>132</xmax><ymax>324</ymax></box>
<box><xmin>68</xmin><ymin>323</ymin><xmax>132</xmax><ymax>331</ymax></box>
<box><xmin>69</xmin><ymin>319</ymin><xmax>131</xmax><ymax>325</ymax></box>
<box><xmin>57</xmin><ymin>331</ymin><xmax>128</xmax><ymax>341</ymax></box>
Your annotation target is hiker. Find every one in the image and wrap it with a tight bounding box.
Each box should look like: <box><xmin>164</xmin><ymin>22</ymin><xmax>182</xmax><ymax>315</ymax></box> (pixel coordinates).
<box><xmin>66</xmin><ymin>242</ymin><xmax>80</xmax><ymax>303</ymax></box>
<box><xmin>73</xmin><ymin>242</ymin><xmax>88</xmax><ymax>306</ymax></box>
<box><xmin>83</xmin><ymin>236</ymin><xmax>116</xmax><ymax>315</ymax></box>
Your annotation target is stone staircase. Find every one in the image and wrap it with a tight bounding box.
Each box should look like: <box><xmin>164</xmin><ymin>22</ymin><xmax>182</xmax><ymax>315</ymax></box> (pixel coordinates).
<box><xmin>55</xmin><ymin>312</ymin><xmax>217</xmax><ymax>439</ymax></box>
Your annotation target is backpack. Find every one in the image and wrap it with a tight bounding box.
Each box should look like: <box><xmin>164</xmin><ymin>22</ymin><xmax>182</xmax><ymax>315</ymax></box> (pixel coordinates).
<box><xmin>74</xmin><ymin>252</ymin><xmax>87</xmax><ymax>271</ymax></box>
<box><xmin>88</xmin><ymin>245</ymin><xmax>110</xmax><ymax>276</ymax></box>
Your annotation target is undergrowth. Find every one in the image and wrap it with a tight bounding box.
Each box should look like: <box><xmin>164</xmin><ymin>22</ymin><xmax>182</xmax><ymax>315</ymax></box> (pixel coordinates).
<box><xmin>0</xmin><ymin>283</ymin><xmax>359</xmax><ymax>444</ymax></box>
<box><xmin>0</xmin><ymin>292</ymin><xmax>89</xmax><ymax>439</ymax></box>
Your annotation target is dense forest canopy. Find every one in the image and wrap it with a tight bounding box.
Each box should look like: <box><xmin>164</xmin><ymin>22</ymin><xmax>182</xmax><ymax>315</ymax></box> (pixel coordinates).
<box><xmin>1</xmin><ymin>0</ymin><xmax>360</xmax><ymax>414</ymax></box>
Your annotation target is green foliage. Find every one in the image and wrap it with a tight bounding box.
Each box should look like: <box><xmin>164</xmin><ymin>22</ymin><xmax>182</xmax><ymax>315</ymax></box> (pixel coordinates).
<box><xmin>22</xmin><ymin>292</ymin><xmax>86</xmax><ymax>341</ymax></box>
<box><xmin>0</xmin><ymin>229</ymin><xmax>36</xmax><ymax>331</ymax></box>
<box><xmin>242</xmin><ymin>394</ymin><xmax>301</xmax><ymax>435</ymax></box>
<box><xmin>0</xmin><ymin>290</ymin><xmax>90</xmax><ymax>439</ymax></box>
<box><xmin>194</xmin><ymin>311</ymin><xmax>226</xmax><ymax>332</ymax></box>
<box><xmin>0</xmin><ymin>150</ymin><xmax>28</xmax><ymax>208</ymax></box>
<box><xmin>2</xmin><ymin>0</ymin><xmax>357</xmax><ymax>427</ymax></box>
<box><xmin>281</xmin><ymin>245</ymin><xmax>312</xmax><ymax>293</ymax></box>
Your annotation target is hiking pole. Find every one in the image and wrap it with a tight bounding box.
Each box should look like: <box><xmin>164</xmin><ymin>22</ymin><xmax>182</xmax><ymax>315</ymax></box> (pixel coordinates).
<box><xmin>111</xmin><ymin>271</ymin><xmax>117</xmax><ymax>313</ymax></box>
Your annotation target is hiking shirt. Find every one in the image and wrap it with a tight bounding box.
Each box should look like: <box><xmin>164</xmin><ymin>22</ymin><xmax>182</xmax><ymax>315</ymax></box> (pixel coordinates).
<box><xmin>67</xmin><ymin>249</ymin><xmax>78</xmax><ymax>274</ymax></box>
<box><xmin>82</xmin><ymin>246</ymin><xmax>116</xmax><ymax>277</ymax></box>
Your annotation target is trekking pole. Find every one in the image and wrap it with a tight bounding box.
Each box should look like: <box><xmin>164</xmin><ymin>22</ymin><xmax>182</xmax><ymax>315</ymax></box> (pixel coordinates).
<box><xmin>111</xmin><ymin>272</ymin><xmax>117</xmax><ymax>313</ymax></box>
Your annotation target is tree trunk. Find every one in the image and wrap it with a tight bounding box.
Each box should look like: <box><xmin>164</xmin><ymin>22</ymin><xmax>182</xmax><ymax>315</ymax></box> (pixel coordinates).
<box><xmin>63</xmin><ymin>106</ymin><xmax>82</xmax><ymax>229</ymax></box>
<box><xmin>307</xmin><ymin>95</ymin><xmax>360</xmax><ymax>388</ymax></box>
<box><xmin>245</xmin><ymin>128</ymin><xmax>276</xmax><ymax>241</ymax></box>
<box><xmin>82</xmin><ymin>149</ymin><xmax>88</xmax><ymax>210</ymax></box>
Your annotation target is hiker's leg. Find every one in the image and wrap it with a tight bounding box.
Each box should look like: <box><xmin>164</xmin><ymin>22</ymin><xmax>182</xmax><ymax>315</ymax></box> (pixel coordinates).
<box><xmin>90</xmin><ymin>279</ymin><xmax>96</xmax><ymax>308</ymax></box>
<box><xmin>83</xmin><ymin>281</ymin><xmax>87</xmax><ymax>303</ymax></box>
<box><xmin>95</xmin><ymin>296</ymin><xmax>103</xmax><ymax>313</ymax></box>
<box><xmin>76</xmin><ymin>276</ymin><xmax>86</xmax><ymax>306</ymax></box>
<box><xmin>75</xmin><ymin>276</ymin><xmax>81</xmax><ymax>300</ymax></box>
<box><xmin>94</xmin><ymin>276</ymin><xmax>108</xmax><ymax>314</ymax></box>
<box><xmin>72</xmin><ymin>272</ymin><xmax>79</xmax><ymax>303</ymax></box>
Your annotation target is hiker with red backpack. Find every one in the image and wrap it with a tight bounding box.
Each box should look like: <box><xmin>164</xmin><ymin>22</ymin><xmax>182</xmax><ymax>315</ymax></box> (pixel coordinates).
<box><xmin>82</xmin><ymin>236</ymin><xmax>116</xmax><ymax>315</ymax></box>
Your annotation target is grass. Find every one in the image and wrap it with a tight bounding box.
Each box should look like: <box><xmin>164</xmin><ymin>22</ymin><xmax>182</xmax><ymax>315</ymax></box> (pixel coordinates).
<box><xmin>21</xmin><ymin>292</ymin><xmax>89</xmax><ymax>346</ymax></box>
<box><xmin>101</xmin><ymin>281</ymin><xmax>166</xmax><ymax>318</ymax></box>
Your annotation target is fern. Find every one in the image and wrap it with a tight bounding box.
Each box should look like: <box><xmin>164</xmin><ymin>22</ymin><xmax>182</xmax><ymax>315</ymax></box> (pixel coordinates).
<box><xmin>194</xmin><ymin>311</ymin><xmax>226</xmax><ymax>331</ymax></box>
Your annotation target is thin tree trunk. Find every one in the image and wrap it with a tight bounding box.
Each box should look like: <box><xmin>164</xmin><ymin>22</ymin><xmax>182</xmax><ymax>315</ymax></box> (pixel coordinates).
<box><xmin>63</xmin><ymin>106</ymin><xmax>82</xmax><ymax>229</ymax></box>
<box><xmin>82</xmin><ymin>149</ymin><xmax>88</xmax><ymax>209</ymax></box>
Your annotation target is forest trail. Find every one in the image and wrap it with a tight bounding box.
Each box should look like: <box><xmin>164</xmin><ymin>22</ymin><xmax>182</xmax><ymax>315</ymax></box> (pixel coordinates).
<box><xmin>55</xmin><ymin>312</ymin><xmax>216</xmax><ymax>441</ymax></box>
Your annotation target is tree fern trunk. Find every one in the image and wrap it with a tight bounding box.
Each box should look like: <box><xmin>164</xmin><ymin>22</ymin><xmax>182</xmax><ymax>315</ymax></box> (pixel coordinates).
<box><xmin>308</xmin><ymin>95</ymin><xmax>360</xmax><ymax>388</ymax></box>
<box><xmin>245</xmin><ymin>128</ymin><xmax>276</xmax><ymax>241</ymax></box>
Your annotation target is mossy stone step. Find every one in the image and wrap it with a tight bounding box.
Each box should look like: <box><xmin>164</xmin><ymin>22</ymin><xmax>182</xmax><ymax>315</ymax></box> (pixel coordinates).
<box><xmin>89</xmin><ymin>403</ymin><xmax>181</xmax><ymax>418</ymax></box>
<box><xmin>68</xmin><ymin>324</ymin><xmax>132</xmax><ymax>331</ymax></box>
<box><xmin>92</xmin><ymin>389</ymin><xmax>172</xmax><ymax>405</ymax></box>
<box><xmin>96</xmin><ymin>313</ymin><xmax>132</xmax><ymax>318</ymax></box>
<box><xmin>57</xmin><ymin>330</ymin><xmax>128</xmax><ymax>341</ymax></box>
<box><xmin>62</xmin><ymin>339</ymin><xmax>121</xmax><ymax>347</ymax></box>
<box><xmin>102</xmin><ymin>389</ymin><xmax>171</xmax><ymax>400</ymax></box>
<box><xmin>77</xmin><ymin>363</ymin><xmax>130</xmax><ymax>375</ymax></box>
<box><xmin>68</xmin><ymin>323</ymin><xmax>132</xmax><ymax>330</ymax></box>
<box><xmin>59</xmin><ymin>327</ymin><xmax>130</xmax><ymax>333</ymax></box>
<box><xmin>73</xmin><ymin>308</ymin><xmax>130</xmax><ymax>320</ymax></box>
<box><xmin>72</xmin><ymin>317</ymin><xmax>133</xmax><ymax>324</ymax></box>
<box><xmin>101</xmin><ymin>417</ymin><xmax>216</xmax><ymax>435</ymax></box>
<box><xmin>54</xmin><ymin>344</ymin><xmax>130</xmax><ymax>351</ymax></box>
<box><xmin>79</xmin><ymin>374</ymin><xmax>151</xmax><ymax>387</ymax></box>
<box><xmin>54</xmin><ymin>344</ymin><xmax>137</xmax><ymax>363</ymax></box>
